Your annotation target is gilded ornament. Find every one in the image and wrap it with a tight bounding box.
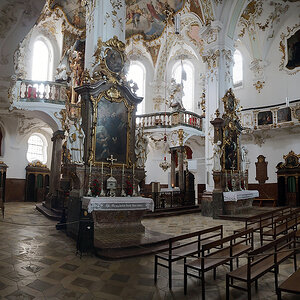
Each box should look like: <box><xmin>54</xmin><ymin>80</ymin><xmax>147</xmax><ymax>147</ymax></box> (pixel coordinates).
<box><xmin>253</xmin><ymin>80</ymin><xmax>265</xmax><ymax>93</ymax></box>
<box><xmin>28</xmin><ymin>161</ymin><xmax>47</xmax><ymax>168</ymax></box>
<box><xmin>106</xmin><ymin>86</ymin><xmax>121</xmax><ymax>99</ymax></box>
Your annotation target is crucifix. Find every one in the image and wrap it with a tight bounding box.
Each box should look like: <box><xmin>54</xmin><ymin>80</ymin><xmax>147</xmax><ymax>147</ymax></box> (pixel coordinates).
<box><xmin>107</xmin><ymin>155</ymin><xmax>117</xmax><ymax>177</ymax></box>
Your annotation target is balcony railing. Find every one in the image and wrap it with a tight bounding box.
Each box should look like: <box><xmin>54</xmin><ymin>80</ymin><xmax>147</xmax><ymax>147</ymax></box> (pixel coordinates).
<box><xmin>136</xmin><ymin>110</ymin><xmax>204</xmax><ymax>131</ymax></box>
<box><xmin>240</xmin><ymin>99</ymin><xmax>300</xmax><ymax>130</ymax></box>
<box><xmin>18</xmin><ymin>80</ymin><xmax>68</xmax><ymax>104</ymax></box>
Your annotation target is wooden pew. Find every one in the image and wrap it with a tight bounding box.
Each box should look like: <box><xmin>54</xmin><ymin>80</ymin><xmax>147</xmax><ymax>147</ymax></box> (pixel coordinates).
<box><xmin>226</xmin><ymin>231</ymin><xmax>297</xmax><ymax>300</ymax></box>
<box><xmin>154</xmin><ymin>225</ymin><xmax>223</xmax><ymax>289</ymax></box>
<box><xmin>277</xmin><ymin>268</ymin><xmax>300</xmax><ymax>300</ymax></box>
<box><xmin>184</xmin><ymin>228</ymin><xmax>253</xmax><ymax>299</ymax></box>
<box><xmin>261</xmin><ymin>209</ymin><xmax>300</xmax><ymax>244</ymax></box>
<box><xmin>234</xmin><ymin>207</ymin><xmax>293</xmax><ymax>245</ymax></box>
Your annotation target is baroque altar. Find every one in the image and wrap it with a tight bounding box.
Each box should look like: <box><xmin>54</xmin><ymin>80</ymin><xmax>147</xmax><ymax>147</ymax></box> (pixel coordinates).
<box><xmin>202</xmin><ymin>89</ymin><xmax>258</xmax><ymax>217</ymax></box>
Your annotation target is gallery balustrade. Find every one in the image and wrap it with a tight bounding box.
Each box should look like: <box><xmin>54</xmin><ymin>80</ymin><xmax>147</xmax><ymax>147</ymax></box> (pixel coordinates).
<box><xmin>240</xmin><ymin>99</ymin><xmax>300</xmax><ymax>130</ymax></box>
<box><xmin>18</xmin><ymin>80</ymin><xmax>68</xmax><ymax>104</ymax></box>
<box><xmin>136</xmin><ymin>111</ymin><xmax>204</xmax><ymax>131</ymax></box>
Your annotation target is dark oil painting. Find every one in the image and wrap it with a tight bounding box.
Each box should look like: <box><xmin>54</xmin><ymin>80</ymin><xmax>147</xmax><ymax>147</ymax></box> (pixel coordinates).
<box><xmin>286</xmin><ymin>29</ymin><xmax>300</xmax><ymax>70</ymax></box>
<box><xmin>95</xmin><ymin>97</ymin><xmax>128</xmax><ymax>164</ymax></box>
<box><xmin>258</xmin><ymin>111</ymin><xmax>273</xmax><ymax>126</ymax></box>
<box><xmin>277</xmin><ymin>107</ymin><xmax>292</xmax><ymax>123</ymax></box>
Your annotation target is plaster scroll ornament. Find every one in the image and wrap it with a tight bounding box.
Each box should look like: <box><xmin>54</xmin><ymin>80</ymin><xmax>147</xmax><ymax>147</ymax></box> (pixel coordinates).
<box><xmin>169</xmin><ymin>78</ymin><xmax>185</xmax><ymax>111</ymax></box>
<box><xmin>68</xmin><ymin>118</ymin><xmax>85</xmax><ymax>164</ymax></box>
<box><xmin>135</xmin><ymin>126</ymin><xmax>149</xmax><ymax>168</ymax></box>
<box><xmin>55</xmin><ymin>63</ymin><xmax>68</xmax><ymax>82</ymax></box>
<box><xmin>212</xmin><ymin>140</ymin><xmax>222</xmax><ymax>172</ymax></box>
<box><xmin>13</xmin><ymin>43</ymin><xmax>27</xmax><ymax>79</ymax></box>
<box><xmin>241</xmin><ymin>146</ymin><xmax>249</xmax><ymax>172</ymax></box>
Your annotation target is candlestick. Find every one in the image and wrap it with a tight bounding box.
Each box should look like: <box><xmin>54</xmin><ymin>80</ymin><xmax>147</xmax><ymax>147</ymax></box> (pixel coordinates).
<box><xmin>122</xmin><ymin>164</ymin><xmax>124</xmax><ymax>174</ymax></box>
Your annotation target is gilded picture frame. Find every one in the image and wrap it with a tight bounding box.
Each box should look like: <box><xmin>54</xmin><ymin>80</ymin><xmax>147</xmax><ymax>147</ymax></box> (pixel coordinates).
<box><xmin>90</xmin><ymin>88</ymin><xmax>134</xmax><ymax>167</ymax></box>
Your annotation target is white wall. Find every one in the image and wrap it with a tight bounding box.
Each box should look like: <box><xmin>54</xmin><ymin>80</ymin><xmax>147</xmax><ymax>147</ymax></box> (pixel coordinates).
<box><xmin>0</xmin><ymin>115</ymin><xmax>53</xmax><ymax>179</ymax></box>
<box><xmin>242</xmin><ymin>132</ymin><xmax>300</xmax><ymax>184</ymax></box>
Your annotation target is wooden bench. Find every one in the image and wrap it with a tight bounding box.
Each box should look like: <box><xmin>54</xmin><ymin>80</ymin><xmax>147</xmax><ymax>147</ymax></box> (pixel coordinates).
<box><xmin>154</xmin><ymin>225</ymin><xmax>223</xmax><ymax>289</ymax></box>
<box><xmin>261</xmin><ymin>210</ymin><xmax>300</xmax><ymax>244</ymax></box>
<box><xmin>226</xmin><ymin>231</ymin><xmax>297</xmax><ymax>300</ymax></box>
<box><xmin>234</xmin><ymin>207</ymin><xmax>294</xmax><ymax>245</ymax></box>
<box><xmin>184</xmin><ymin>228</ymin><xmax>253</xmax><ymax>299</ymax></box>
<box><xmin>277</xmin><ymin>268</ymin><xmax>300</xmax><ymax>300</ymax></box>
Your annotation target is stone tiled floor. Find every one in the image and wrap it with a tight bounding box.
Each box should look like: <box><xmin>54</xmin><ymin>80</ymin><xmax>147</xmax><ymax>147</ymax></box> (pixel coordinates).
<box><xmin>0</xmin><ymin>202</ymin><xmax>299</xmax><ymax>299</ymax></box>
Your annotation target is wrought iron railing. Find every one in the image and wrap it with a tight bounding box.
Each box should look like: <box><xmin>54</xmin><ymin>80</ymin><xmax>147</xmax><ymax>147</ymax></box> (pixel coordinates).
<box><xmin>136</xmin><ymin>110</ymin><xmax>204</xmax><ymax>131</ymax></box>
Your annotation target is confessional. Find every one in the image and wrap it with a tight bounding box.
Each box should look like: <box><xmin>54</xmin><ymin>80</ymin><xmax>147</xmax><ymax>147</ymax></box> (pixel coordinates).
<box><xmin>25</xmin><ymin>162</ymin><xmax>50</xmax><ymax>202</ymax></box>
<box><xmin>277</xmin><ymin>151</ymin><xmax>300</xmax><ymax>207</ymax></box>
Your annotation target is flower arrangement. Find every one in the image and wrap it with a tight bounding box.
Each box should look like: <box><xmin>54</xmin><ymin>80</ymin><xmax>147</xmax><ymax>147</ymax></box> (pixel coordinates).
<box><xmin>91</xmin><ymin>179</ymin><xmax>101</xmax><ymax>197</ymax></box>
<box><xmin>125</xmin><ymin>180</ymin><xmax>133</xmax><ymax>196</ymax></box>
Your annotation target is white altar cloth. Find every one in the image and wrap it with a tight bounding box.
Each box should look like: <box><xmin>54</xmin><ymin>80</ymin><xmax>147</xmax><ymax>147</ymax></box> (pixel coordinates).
<box><xmin>223</xmin><ymin>190</ymin><xmax>259</xmax><ymax>202</ymax></box>
<box><xmin>160</xmin><ymin>187</ymin><xmax>181</xmax><ymax>192</ymax></box>
<box><xmin>82</xmin><ymin>197</ymin><xmax>154</xmax><ymax>213</ymax></box>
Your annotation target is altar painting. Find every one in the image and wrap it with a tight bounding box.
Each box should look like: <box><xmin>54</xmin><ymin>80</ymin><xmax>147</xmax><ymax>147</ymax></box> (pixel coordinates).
<box><xmin>125</xmin><ymin>0</ymin><xmax>184</xmax><ymax>40</ymax></box>
<box><xmin>95</xmin><ymin>97</ymin><xmax>128</xmax><ymax>164</ymax></box>
<box><xmin>224</xmin><ymin>128</ymin><xmax>238</xmax><ymax>171</ymax></box>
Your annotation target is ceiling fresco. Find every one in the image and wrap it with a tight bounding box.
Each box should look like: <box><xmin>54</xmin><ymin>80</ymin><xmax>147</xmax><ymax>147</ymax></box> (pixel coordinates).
<box><xmin>125</xmin><ymin>0</ymin><xmax>185</xmax><ymax>40</ymax></box>
<box><xmin>49</xmin><ymin>0</ymin><xmax>86</xmax><ymax>29</ymax></box>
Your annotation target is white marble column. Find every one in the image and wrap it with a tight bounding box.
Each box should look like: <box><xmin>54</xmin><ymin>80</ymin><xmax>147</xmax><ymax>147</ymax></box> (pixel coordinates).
<box><xmin>84</xmin><ymin>0</ymin><xmax>126</xmax><ymax>70</ymax></box>
<box><xmin>200</xmin><ymin>23</ymin><xmax>235</xmax><ymax>192</ymax></box>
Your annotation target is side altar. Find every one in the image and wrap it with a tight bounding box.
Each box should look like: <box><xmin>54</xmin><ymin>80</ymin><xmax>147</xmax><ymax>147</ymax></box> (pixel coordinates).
<box><xmin>202</xmin><ymin>89</ymin><xmax>259</xmax><ymax>217</ymax></box>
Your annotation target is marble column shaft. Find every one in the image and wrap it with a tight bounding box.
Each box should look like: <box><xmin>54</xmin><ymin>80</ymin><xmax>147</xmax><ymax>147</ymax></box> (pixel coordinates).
<box><xmin>49</xmin><ymin>130</ymin><xmax>65</xmax><ymax>196</ymax></box>
<box><xmin>170</xmin><ymin>148</ymin><xmax>176</xmax><ymax>187</ymax></box>
<box><xmin>177</xmin><ymin>146</ymin><xmax>185</xmax><ymax>191</ymax></box>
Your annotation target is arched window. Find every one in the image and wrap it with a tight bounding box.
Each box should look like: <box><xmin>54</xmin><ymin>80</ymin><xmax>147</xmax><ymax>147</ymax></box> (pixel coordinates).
<box><xmin>233</xmin><ymin>50</ymin><xmax>243</xmax><ymax>87</ymax></box>
<box><xmin>172</xmin><ymin>61</ymin><xmax>194</xmax><ymax>111</ymax></box>
<box><xmin>126</xmin><ymin>61</ymin><xmax>145</xmax><ymax>115</ymax></box>
<box><xmin>27</xmin><ymin>134</ymin><xmax>47</xmax><ymax>164</ymax></box>
<box><xmin>31</xmin><ymin>39</ymin><xmax>52</xmax><ymax>81</ymax></box>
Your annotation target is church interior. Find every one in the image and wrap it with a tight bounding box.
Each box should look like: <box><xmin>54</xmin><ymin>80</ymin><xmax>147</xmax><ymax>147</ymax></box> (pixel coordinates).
<box><xmin>0</xmin><ymin>0</ymin><xmax>300</xmax><ymax>299</ymax></box>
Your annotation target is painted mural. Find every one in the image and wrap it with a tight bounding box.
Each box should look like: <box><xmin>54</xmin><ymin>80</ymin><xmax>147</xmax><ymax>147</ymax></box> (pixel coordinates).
<box><xmin>125</xmin><ymin>0</ymin><xmax>185</xmax><ymax>40</ymax></box>
<box><xmin>49</xmin><ymin>0</ymin><xmax>86</xmax><ymax>29</ymax></box>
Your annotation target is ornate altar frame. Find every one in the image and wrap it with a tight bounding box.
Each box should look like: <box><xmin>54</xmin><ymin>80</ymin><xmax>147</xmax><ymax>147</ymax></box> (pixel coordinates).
<box><xmin>90</xmin><ymin>87</ymin><xmax>134</xmax><ymax>167</ymax></box>
<box><xmin>221</xmin><ymin>88</ymin><xmax>241</xmax><ymax>171</ymax></box>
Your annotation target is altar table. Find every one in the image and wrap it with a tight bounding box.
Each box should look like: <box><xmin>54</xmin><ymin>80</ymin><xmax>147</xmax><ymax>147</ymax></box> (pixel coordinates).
<box><xmin>82</xmin><ymin>196</ymin><xmax>154</xmax><ymax>234</ymax></box>
<box><xmin>82</xmin><ymin>196</ymin><xmax>154</xmax><ymax>213</ymax></box>
<box><xmin>223</xmin><ymin>190</ymin><xmax>259</xmax><ymax>202</ymax></box>
<box><xmin>222</xmin><ymin>190</ymin><xmax>259</xmax><ymax>215</ymax></box>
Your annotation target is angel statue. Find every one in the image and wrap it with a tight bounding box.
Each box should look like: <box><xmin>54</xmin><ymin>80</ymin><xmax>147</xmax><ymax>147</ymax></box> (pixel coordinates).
<box><xmin>169</xmin><ymin>78</ymin><xmax>184</xmax><ymax>111</ymax></box>
<box><xmin>135</xmin><ymin>126</ymin><xmax>149</xmax><ymax>168</ymax></box>
<box><xmin>55</xmin><ymin>63</ymin><xmax>68</xmax><ymax>82</ymax></box>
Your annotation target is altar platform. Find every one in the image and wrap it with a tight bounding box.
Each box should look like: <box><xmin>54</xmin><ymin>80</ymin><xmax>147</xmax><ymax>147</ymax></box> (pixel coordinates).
<box><xmin>81</xmin><ymin>196</ymin><xmax>173</xmax><ymax>259</ymax></box>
